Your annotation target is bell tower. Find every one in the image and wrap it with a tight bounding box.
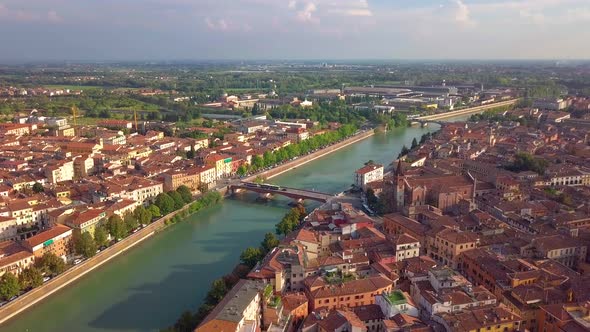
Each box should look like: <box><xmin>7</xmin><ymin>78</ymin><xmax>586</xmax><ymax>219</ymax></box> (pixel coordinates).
<box><xmin>393</xmin><ymin>159</ymin><xmax>405</xmax><ymax>211</ymax></box>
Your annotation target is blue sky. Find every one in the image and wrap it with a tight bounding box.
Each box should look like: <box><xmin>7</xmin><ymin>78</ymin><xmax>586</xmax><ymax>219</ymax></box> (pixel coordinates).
<box><xmin>0</xmin><ymin>0</ymin><xmax>589</xmax><ymax>61</ymax></box>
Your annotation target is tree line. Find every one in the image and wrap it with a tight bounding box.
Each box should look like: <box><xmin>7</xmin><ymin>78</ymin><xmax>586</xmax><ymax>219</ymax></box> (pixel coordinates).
<box><xmin>237</xmin><ymin>124</ymin><xmax>358</xmax><ymax>176</ymax></box>
<box><xmin>166</xmin><ymin>205</ymin><xmax>305</xmax><ymax>332</ymax></box>
<box><xmin>0</xmin><ymin>187</ymin><xmax>223</xmax><ymax>302</ymax></box>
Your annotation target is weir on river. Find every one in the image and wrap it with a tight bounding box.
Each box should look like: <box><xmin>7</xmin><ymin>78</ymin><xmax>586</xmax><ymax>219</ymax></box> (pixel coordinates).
<box><xmin>0</xmin><ymin>123</ymin><xmax>446</xmax><ymax>332</ymax></box>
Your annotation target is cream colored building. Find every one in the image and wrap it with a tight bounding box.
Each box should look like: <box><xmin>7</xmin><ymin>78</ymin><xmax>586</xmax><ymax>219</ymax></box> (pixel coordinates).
<box><xmin>45</xmin><ymin>160</ymin><xmax>75</xmax><ymax>184</ymax></box>
<box><xmin>354</xmin><ymin>163</ymin><xmax>384</xmax><ymax>190</ymax></box>
<box><xmin>73</xmin><ymin>155</ymin><xmax>95</xmax><ymax>179</ymax></box>
<box><xmin>0</xmin><ymin>217</ymin><xmax>18</xmax><ymax>241</ymax></box>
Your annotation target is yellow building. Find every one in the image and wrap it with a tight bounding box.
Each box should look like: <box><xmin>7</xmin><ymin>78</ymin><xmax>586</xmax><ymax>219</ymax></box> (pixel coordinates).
<box><xmin>0</xmin><ymin>240</ymin><xmax>34</xmax><ymax>277</ymax></box>
<box><xmin>163</xmin><ymin>169</ymin><xmax>200</xmax><ymax>192</ymax></box>
<box><xmin>426</xmin><ymin>228</ymin><xmax>479</xmax><ymax>269</ymax></box>
<box><xmin>206</xmin><ymin>154</ymin><xmax>232</xmax><ymax>179</ymax></box>
<box><xmin>64</xmin><ymin>209</ymin><xmax>106</xmax><ymax>238</ymax></box>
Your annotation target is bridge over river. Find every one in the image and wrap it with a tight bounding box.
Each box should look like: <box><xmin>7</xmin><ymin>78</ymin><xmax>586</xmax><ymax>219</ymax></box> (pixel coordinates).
<box><xmin>229</xmin><ymin>182</ymin><xmax>335</xmax><ymax>202</ymax></box>
<box><xmin>0</xmin><ymin>117</ymin><xmax>444</xmax><ymax>332</ymax></box>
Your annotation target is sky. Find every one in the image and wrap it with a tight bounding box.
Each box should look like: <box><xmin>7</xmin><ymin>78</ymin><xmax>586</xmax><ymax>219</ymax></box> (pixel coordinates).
<box><xmin>1</xmin><ymin>0</ymin><xmax>589</xmax><ymax>62</ymax></box>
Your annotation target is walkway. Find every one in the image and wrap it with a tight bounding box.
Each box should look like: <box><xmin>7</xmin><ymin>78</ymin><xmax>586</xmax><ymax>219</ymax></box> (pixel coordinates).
<box><xmin>230</xmin><ymin>182</ymin><xmax>334</xmax><ymax>202</ymax></box>
<box><xmin>416</xmin><ymin>99</ymin><xmax>518</xmax><ymax>122</ymax></box>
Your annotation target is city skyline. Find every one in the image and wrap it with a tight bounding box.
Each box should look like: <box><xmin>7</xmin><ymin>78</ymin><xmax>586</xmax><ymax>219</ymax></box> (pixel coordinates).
<box><xmin>1</xmin><ymin>0</ymin><xmax>590</xmax><ymax>62</ymax></box>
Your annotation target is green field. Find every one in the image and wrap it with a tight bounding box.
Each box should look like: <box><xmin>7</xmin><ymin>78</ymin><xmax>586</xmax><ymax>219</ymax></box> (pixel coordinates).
<box><xmin>44</xmin><ymin>84</ymin><xmax>104</xmax><ymax>91</ymax></box>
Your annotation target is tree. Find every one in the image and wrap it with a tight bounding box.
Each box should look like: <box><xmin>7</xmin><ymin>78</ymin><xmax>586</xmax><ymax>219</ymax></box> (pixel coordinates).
<box><xmin>32</xmin><ymin>182</ymin><xmax>44</xmax><ymax>193</ymax></box>
<box><xmin>19</xmin><ymin>267</ymin><xmax>43</xmax><ymax>290</ymax></box>
<box><xmin>293</xmin><ymin>204</ymin><xmax>306</xmax><ymax>220</ymax></box>
<box><xmin>198</xmin><ymin>183</ymin><xmax>209</xmax><ymax>193</ymax></box>
<box><xmin>366</xmin><ymin>188</ymin><xmax>378</xmax><ymax>206</ymax></box>
<box><xmin>251</xmin><ymin>155</ymin><xmax>264</xmax><ymax>170</ymax></box>
<box><xmin>37</xmin><ymin>252</ymin><xmax>66</xmax><ymax>276</ymax></box>
<box><xmin>174</xmin><ymin>311</ymin><xmax>198</xmax><ymax>332</ymax></box>
<box><xmin>505</xmin><ymin>152</ymin><xmax>549</xmax><ymax>175</ymax></box>
<box><xmin>124</xmin><ymin>214</ymin><xmax>139</xmax><ymax>233</ymax></box>
<box><xmin>176</xmin><ymin>185</ymin><xmax>193</xmax><ymax>204</ymax></box>
<box><xmin>94</xmin><ymin>225</ymin><xmax>109</xmax><ymax>248</ymax></box>
<box><xmin>107</xmin><ymin>215</ymin><xmax>127</xmax><ymax>240</ymax></box>
<box><xmin>399</xmin><ymin>145</ymin><xmax>410</xmax><ymax>157</ymax></box>
<box><xmin>260</xmin><ymin>232</ymin><xmax>279</xmax><ymax>253</ymax></box>
<box><xmin>240</xmin><ymin>247</ymin><xmax>263</xmax><ymax>268</ymax></box>
<box><xmin>206</xmin><ymin>278</ymin><xmax>228</xmax><ymax>304</ymax></box>
<box><xmin>0</xmin><ymin>272</ymin><xmax>20</xmax><ymax>301</ymax></box>
<box><xmin>263</xmin><ymin>151</ymin><xmax>276</xmax><ymax>167</ymax></box>
<box><xmin>275</xmin><ymin>218</ymin><xmax>292</xmax><ymax>236</ymax></box>
<box><xmin>236</xmin><ymin>164</ymin><xmax>248</xmax><ymax>177</ymax></box>
<box><xmin>169</xmin><ymin>191</ymin><xmax>186</xmax><ymax>210</ymax></box>
<box><xmin>155</xmin><ymin>193</ymin><xmax>176</xmax><ymax>215</ymax></box>
<box><xmin>75</xmin><ymin>232</ymin><xmax>97</xmax><ymax>259</ymax></box>
<box><xmin>275</xmin><ymin>208</ymin><xmax>301</xmax><ymax>236</ymax></box>
<box><xmin>186</xmin><ymin>145</ymin><xmax>195</xmax><ymax>159</ymax></box>
<box><xmin>147</xmin><ymin>204</ymin><xmax>161</xmax><ymax>218</ymax></box>
<box><xmin>411</xmin><ymin>137</ymin><xmax>418</xmax><ymax>149</ymax></box>
<box><xmin>133</xmin><ymin>206</ymin><xmax>152</xmax><ymax>225</ymax></box>
<box><xmin>251</xmin><ymin>103</ymin><xmax>261</xmax><ymax>115</ymax></box>
<box><xmin>419</xmin><ymin>133</ymin><xmax>428</xmax><ymax>144</ymax></box>
<box><xmin>288</xmin><ymin>207</ymin><xmax>303</xmax><ymax>222</ymax></box>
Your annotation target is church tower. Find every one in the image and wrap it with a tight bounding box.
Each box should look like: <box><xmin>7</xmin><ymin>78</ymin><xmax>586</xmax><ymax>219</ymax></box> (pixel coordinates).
<box><xmin>393</xmin><ymin>159</ymin><xmax>405</xmax><ymax>211</ymax></box>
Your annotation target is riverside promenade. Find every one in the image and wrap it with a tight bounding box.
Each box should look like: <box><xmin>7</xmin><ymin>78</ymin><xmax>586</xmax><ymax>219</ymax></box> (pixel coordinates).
<box><xmin>0</xmin><ymin>128</ymin><xmax>375</xmax><ymax>325</ymax></box>
<box><xmin>243</xmin><ymin>128</ymin><xmax>375</xmax><ymax>182</ymax></box>
<box><xmin>0</xmin><ymin>200</ymin><xmax>196</xmax><ymax>325</ymax></box>
<box><xmin>416</xmin><ymin>99</ymin><xmax>518</xmax><ymax>122</ymax></box>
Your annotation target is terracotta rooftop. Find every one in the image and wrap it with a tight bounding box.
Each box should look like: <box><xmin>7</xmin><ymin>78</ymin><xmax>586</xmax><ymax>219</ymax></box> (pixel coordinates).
<box><xmin>24</xmin><ymin>224</ymin><xmax>72</xmax><ymax>248</ymax></box>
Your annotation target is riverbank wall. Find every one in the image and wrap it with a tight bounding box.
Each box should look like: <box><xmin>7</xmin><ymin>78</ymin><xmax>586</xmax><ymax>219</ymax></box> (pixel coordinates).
<box><xmin>0</xmin><ymin>129</ymin><xmax>376</xmax><ymax>325</ymax></box>
<box><xmin>417</xmin><ymin>99</ymin><xmax>518</xmax><ymax>121</ymax></box>
<box><xmin>242</xmin><ymin>129</ymin><xmax>375</xmax><ymax>183</ymax></box>
<box><xmin>0</xmin><ymin>195</ymin><xmax>217</xmax><ymax>325</ymax></box>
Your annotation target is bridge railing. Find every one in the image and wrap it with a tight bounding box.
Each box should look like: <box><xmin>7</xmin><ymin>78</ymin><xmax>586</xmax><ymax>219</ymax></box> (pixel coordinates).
<box><xmin>237</xmin><ymin>182</ymin><xmax>333</xmax><ymax>196</ymax></box>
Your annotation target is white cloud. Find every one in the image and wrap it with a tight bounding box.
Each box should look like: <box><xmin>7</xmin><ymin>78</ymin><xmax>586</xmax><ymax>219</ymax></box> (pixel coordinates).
<box><xmin>289</xmin><ymin>0</ymin><xmax>373</xmax><ymax>23</ymax></box>
<box><xmin>453</xmin><ymin>0</ymin><xmax>474</xmax><ymax>26</ymax></box>
<box><xmin>328</xmin><ymin>0</ymin><xmax>372</xmax><ymax>17</ymax></box>
<box><xmin>295</xmin><ymin>2</ymin><xmax>317</xmax><ymax>22</ymax></box>
<box><xmin>205</xmin><ymin>17</ymin><xmax>230</xmax><ymax>31</ymax></box>
<box><xmin>204</xmin><ymin>17</ymin><xmax>255</xmax><ymax>32</ymax></box>
<box><xmin>0</xmin><ymin>4</ymin><xmax>63</xmax><ymax>23</ymax></box>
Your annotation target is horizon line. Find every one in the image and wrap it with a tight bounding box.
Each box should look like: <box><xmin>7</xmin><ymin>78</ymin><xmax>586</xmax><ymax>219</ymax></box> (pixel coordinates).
<box><xmin>1</xmin><ymin>58</ymin><xmax>590</xmax><ymax>66</ymax></box>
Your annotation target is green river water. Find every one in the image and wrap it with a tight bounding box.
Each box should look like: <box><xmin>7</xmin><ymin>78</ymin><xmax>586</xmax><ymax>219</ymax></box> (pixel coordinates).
<box><xmin>0</xmin><ymin>123</ymin><xmax>447</xmax><ymax>332</ymax></box>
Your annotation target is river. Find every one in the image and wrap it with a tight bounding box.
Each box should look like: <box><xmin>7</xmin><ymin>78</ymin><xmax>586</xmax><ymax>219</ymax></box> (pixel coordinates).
<box><xmin>0</xmin><ymin>123</ymin><xmax>443</xmax><ymax>332</ymax></box>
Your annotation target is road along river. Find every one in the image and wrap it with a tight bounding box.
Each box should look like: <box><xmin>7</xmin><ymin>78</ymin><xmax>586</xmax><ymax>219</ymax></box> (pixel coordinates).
<box><xmin>0</xmin><ymin>123</ymin><xmax>442</xmax><ymax>332</ymax></box>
